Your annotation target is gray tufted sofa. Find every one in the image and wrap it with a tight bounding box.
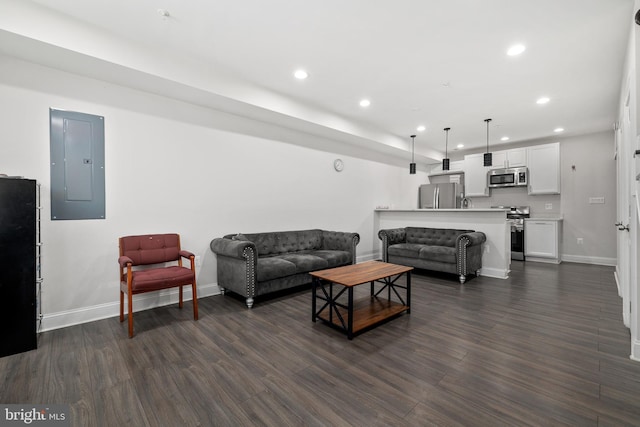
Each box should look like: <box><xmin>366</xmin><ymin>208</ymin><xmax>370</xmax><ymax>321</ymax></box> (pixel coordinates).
<box><xmin>378</xmin><ymin>227</ymin><xmax>486</xmax><ymax>284</ymax></box>
<box><xmin>210</xmin><ymin>229</ymin><xmax>360</xmax><ymax>308</ymax></box>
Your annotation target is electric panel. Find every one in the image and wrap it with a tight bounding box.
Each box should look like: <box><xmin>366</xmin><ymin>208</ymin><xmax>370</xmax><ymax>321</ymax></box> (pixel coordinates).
<box><xmin>50</xmin><ymin>109</ymin><xmax>105</xmax><ymax>220</ymax></box>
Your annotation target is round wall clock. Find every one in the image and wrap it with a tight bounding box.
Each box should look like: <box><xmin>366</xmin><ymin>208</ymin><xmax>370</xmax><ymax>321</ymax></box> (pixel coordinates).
<box><xmin>333</xmin><ymin>158</ymin><xmax>344</xmax><ymax>172</ymax></box>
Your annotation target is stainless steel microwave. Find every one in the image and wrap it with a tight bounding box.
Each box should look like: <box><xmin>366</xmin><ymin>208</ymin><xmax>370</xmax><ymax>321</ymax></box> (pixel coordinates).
<box><xmin>487</xmin><ymin>167</ymin><xmax>528</xmax><ymax>188</ymax></box>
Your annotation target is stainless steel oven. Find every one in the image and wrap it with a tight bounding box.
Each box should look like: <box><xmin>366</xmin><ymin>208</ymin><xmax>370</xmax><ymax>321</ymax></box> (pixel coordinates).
<box><xmin>494</xmin><ymin>206</ymin><xmax>530</xmax><ymax>261</ymax></box>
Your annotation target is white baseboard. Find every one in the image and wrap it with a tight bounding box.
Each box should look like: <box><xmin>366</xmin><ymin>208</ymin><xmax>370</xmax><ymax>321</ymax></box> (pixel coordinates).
<box><xmin>40</xmin><ymin>283</ymin><xmax>220</xmax><ymax>332</ymax></box>
<box><xmin>614</xmin><ymin>270</ymin><xmax>622</xmax><ymax>297</ymax></box>
<box><xmin>42</xmin><ymin>252</ymin><xmax>611</xmax><ymax>332</ymax></box>
<box><xmin>356</xmin><ymin>253</ymin><xmax>379</xmax><ymax>262</ymax></box>
<box><xmin>561</xmin><ymin>254</ymin><xmax>616</xmax><ymax>266</ymax></box>
<box><xmin>631</xmin><ymin>338</ymin><xmax>640</xmax><ymax>362</ymax></box>
<box><xmin>526</xmin><ymin>256</ymin><xmax>561</xmax><ymax>264</ymax></box>
<box><xmin>478</xmin><ymin>267</ymin><xmax>509</xmax><ymax>280</ymax></box>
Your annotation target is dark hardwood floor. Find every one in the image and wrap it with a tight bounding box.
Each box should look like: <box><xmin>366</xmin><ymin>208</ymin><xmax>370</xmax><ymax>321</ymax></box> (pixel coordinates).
<box><xmin>2</xmin><ymin>261</ymin><xmax>640</xmax><ymax>426</ymax></box>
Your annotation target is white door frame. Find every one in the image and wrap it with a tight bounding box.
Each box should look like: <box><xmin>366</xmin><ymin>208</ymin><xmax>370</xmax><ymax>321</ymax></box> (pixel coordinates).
<box><xmin>617</xmin><ymin>90</ymin><xmax>632</xmax><ymax>328</ymax></box>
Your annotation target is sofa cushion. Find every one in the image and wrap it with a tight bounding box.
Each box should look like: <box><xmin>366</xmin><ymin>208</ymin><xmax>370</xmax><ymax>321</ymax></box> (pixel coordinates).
<box><xmin>279</xmin><ymin>253</ymin><xmax>329</xmax><ymax>273</ymax></box>
<box><xmin>130</xmin><ymin>266</ymin><xmax>195</xmax><ymax>292</ymax></box>
<box><xmin>418</xmin><ymin>245</ymin><xmax>456</xmax><ymax>264</ymax></box>
<box><xmin>308</xmin><ymin>250</ymin><xmax>351</xmax><ymax>268</ymax></box>
<box><xmin>387</xmin><ymin>243</ymin><xmax>425</xmax><ymax>259</ymax></box>
<box><xmin>256</xmin><ymin>257</ymin><xmax>297</xmax><ymax>282</ymax></box>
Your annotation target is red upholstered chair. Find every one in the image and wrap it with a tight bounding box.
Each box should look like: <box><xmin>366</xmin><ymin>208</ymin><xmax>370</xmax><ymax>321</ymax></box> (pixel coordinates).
<box><xmin>118</xmin><ymin>233</ymin><xmax>198</xmax><ymax>337</ymax></box>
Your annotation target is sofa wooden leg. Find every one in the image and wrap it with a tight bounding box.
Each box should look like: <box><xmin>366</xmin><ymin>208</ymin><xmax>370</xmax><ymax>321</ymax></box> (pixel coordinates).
<box><xmin>246</xmin><ymin>297</ymin><xmax>254</xmax><ymax>309</ymax></box>
<box><xmin>459</xmin><ymin>275</ymin><xmax>466</xmax><ymax>284</ymax></box>
<box><xmin>219</xmin><ymin>287</ymin><xmax>226</xmax><ymax>295</ymax></box>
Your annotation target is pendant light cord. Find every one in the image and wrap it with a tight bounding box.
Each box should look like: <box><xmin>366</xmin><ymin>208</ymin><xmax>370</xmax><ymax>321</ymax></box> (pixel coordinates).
<box><xmin>410</xmin><ymin>135</ymin><xmax>416</xmax><ymax>162</ymax></box>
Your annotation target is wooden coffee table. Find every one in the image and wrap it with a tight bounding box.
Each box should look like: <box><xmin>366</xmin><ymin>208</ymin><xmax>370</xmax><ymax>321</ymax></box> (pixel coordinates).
<box><xmin>310</xmin><ymin>261</ymin><xmax>412</xmax><ymax>339</ymax></box>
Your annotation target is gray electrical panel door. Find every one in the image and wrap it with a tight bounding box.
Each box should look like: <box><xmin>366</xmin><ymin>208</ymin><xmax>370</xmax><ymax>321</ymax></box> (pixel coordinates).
<box><xmin>50</xmin><ymin>109</ymin><xmax>105</xmax><ymax>220</ymax></box>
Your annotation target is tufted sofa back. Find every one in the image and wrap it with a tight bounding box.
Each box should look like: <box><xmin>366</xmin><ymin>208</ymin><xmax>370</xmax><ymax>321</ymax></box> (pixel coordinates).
<box><xmin>230</xmin><ymin>229</ymin><xmax>324</xmax><ymax>256</ymax></box>
<box><xmin>405</xmin><ymin>227</ymin><xmax>474</xmax><ymax>247</ymax></box>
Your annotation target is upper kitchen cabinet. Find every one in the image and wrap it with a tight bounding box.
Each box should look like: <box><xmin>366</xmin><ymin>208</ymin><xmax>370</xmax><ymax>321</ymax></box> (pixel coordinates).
<box><xmin>450</xmin><ymin>160</ymin><xmax>464</xmax><ymax>171</ymax></box>
<box><xmin>491</xmin><ymin>148</ymin><xmax>527</xmax><ymax>168</ymax></box>
<box><xmin>527</xmin><ymin>142</ymin><xmax>560</xmax><ymax>195</ymax></box>
<box><xmin>430</xmin><ymin>160</ymin><xmax>464</xmax><ymax>174</ymax></box>
<box><xmin>463</xmin><ymin>153</ymin><xmax>491</xmax><ymax>197</ymax></box>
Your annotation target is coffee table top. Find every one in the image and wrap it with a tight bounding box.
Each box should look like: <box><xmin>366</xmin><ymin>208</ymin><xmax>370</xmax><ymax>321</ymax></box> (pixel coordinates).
<box><xmin>310</xmin><ymin>261</ymin><xmax>413</xmax><ymax>287</ymax></box>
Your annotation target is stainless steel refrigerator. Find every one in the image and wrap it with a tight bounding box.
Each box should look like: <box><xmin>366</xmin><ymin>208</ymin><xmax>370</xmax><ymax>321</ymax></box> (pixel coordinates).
<box><xmin>419</xmin><ymin>183</ymin><xmax>462</xmax><ymax>209</ymax></box>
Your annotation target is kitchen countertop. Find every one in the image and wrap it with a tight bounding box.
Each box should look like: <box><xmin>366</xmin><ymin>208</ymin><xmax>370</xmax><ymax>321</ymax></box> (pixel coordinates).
<box><xmin>374</xmin><ymin>208</ymin><xmax>508</xmax><ymax>212</ymax></box>
<box><xmin>526</xmin><ymin>216</ymin><xmax>564</xmax><ymax>221</ymax></box>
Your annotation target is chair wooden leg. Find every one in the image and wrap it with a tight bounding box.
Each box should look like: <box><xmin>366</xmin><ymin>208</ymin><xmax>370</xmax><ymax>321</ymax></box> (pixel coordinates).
<box><xmin>179</xmin><ymin>286</ymin><xmax>184</xmax><ymax>309</ymax></box>
<box><xmin>128</xmin><ymin>292</ymin><xmax>134</xmax><ymax>338</ymax></box>
<box><xmin>192</xmin><ymin>283</ymin><xmax>199</xmax><ymax>320</ymax></box>
<box><xmin>119</xmin><ymin>291</ymin><xmax>124</xmax><ymax>322</ymax></box>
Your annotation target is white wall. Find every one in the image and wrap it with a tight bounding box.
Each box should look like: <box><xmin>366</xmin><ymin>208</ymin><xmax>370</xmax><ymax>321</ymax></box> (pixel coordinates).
<box><xmin>0</xmin><ymin>55</ymin><xmax>428</xmax><ymax>330</ymax></box>
<box><xmin>560</xmin><ymin>131</ymin><xmax>617</xmax><ymax>264</ymax></box>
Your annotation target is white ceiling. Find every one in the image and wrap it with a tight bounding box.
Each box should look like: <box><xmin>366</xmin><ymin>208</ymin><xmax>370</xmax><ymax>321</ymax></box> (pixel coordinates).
<box><xmin>4</xmin><ymin>0</ymin><xmax>637</xmax><ymax>162</ymax></box>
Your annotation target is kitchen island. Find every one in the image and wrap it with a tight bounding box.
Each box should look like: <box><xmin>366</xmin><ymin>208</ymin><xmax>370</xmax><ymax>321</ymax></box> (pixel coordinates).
<box><xmin>374</xmin><ymin>208</ymin><xmax>510</xmax><ymax>279</ymax></box>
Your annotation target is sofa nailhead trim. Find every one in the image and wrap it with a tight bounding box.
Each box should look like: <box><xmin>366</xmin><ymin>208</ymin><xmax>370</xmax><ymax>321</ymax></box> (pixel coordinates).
<box><xmin>243</xmin><ymin>247</ymin><xmax>256</xmax><ymax>298</ymax></box>
<box><xmin>458</xmin><ymin>236</ymin><xmax>470</xmax><ymax>277</ymax></box>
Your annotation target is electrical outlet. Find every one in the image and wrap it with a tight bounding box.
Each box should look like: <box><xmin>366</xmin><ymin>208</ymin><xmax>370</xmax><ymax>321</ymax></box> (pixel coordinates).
<box><xmin>195</xmin><ymin>255</ymin><xmax>201</xmax><ymax>266</ymax></box>
<box><xmin>577</xmin><ymin>238</ymin><xmax>584</xmax><ymax>245</ymax></box>
<box><xmin>545</xmin><ymin>203</ymin><xmax>552</xmax><ymax>210</ymax></box>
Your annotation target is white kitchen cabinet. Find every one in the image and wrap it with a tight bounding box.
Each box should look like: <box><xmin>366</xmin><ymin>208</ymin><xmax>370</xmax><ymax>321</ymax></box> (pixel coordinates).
<box><xmin>463</xmin><ymin>153</ymin><xmax>491</xmax><ymax>197</ymax></box>
<box><xmin>450</xmin><ymin>160</ymin><xmax>464</xmax><ymax>171</ymax></box>
<box><xmin>525</xmin><ymin>219</ymin><xmax>562</xmax><ymax>263</ymax></box>
<box><xmin>527</xmin><ymin>142</ymin><xmax>560</xmax><ymax>194</ymax></box>
<box><xmin>491</xmin><ymin>148</ymin><xmax>527</xmax><ymax>168</ymax></box>
<box><xmin>430</xmin><ymin>160</ymin><xmax>464</xmax><ymax>174</ymax></box>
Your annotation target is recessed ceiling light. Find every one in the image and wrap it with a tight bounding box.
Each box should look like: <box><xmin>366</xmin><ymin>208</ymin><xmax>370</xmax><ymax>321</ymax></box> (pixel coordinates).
<box><xmin>359</xmin><ymin>99</ymin><xmax>371</xmax><ymax>107</ymax></box>
<box><xmin>417</xmin><ymin>125</ymin><xmax>426</xmax><ymax>132</ymax></box>
<box><xmin>294</xmin><ymin>69</ymin><xmax>308</xmax><ymax>80</ymax></box>
<box><xmin>507</xmin><ymin>44</ymin><xmax>526</xmax><ymax>56</ymax></box>
<box><xmin>554</xmin><ymin>127</ymin><xmax>564</xmax><ymax>133</ymax></box>
<box><xmin>536</xmin><ymin>97</ymin><xmax>550</xmax><ymax>105</ymax></box>
<box><xmin>501</xmin><ymin>136</ymin><xmax>510</xmax><ymax>141</ymax></box>
<box><xmin>456</xmin><ymin>144</ymin><xmax>464</xmax><ymax>149</ymax></box>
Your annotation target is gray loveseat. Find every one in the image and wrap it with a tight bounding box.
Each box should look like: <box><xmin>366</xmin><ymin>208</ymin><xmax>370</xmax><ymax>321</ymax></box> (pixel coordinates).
<box><xmin>210</xmin><ymin>229</ymin><xmax>360</xmax><ymax>308</ymax></box>
<box><xmin>378</xmin><ymin>227</ymin><xmax>486</xmax><ymax>284</ymax></box>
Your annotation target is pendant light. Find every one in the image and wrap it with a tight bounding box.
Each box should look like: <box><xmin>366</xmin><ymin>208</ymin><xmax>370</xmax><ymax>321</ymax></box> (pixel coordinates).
<box><xmin>483</xmin><ymin>118</ymin><xmax>493</xmax><ymax>167</ymax></box>
<box><xmin>409</xmin><ymin>134</ymin><xmax>416</xmax><ymax>174</ymax></box>
<box><xmin>442</xmin><ymin>127</ymin><xmax>451</xmax><ymax>171</ymax></box>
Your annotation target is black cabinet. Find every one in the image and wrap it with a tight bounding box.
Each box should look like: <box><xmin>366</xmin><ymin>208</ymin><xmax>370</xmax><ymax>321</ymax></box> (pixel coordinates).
<box><xmin>0</xmin><ymin>178</ymin><xmax>38</xmax><ymax>357</ymax></box>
